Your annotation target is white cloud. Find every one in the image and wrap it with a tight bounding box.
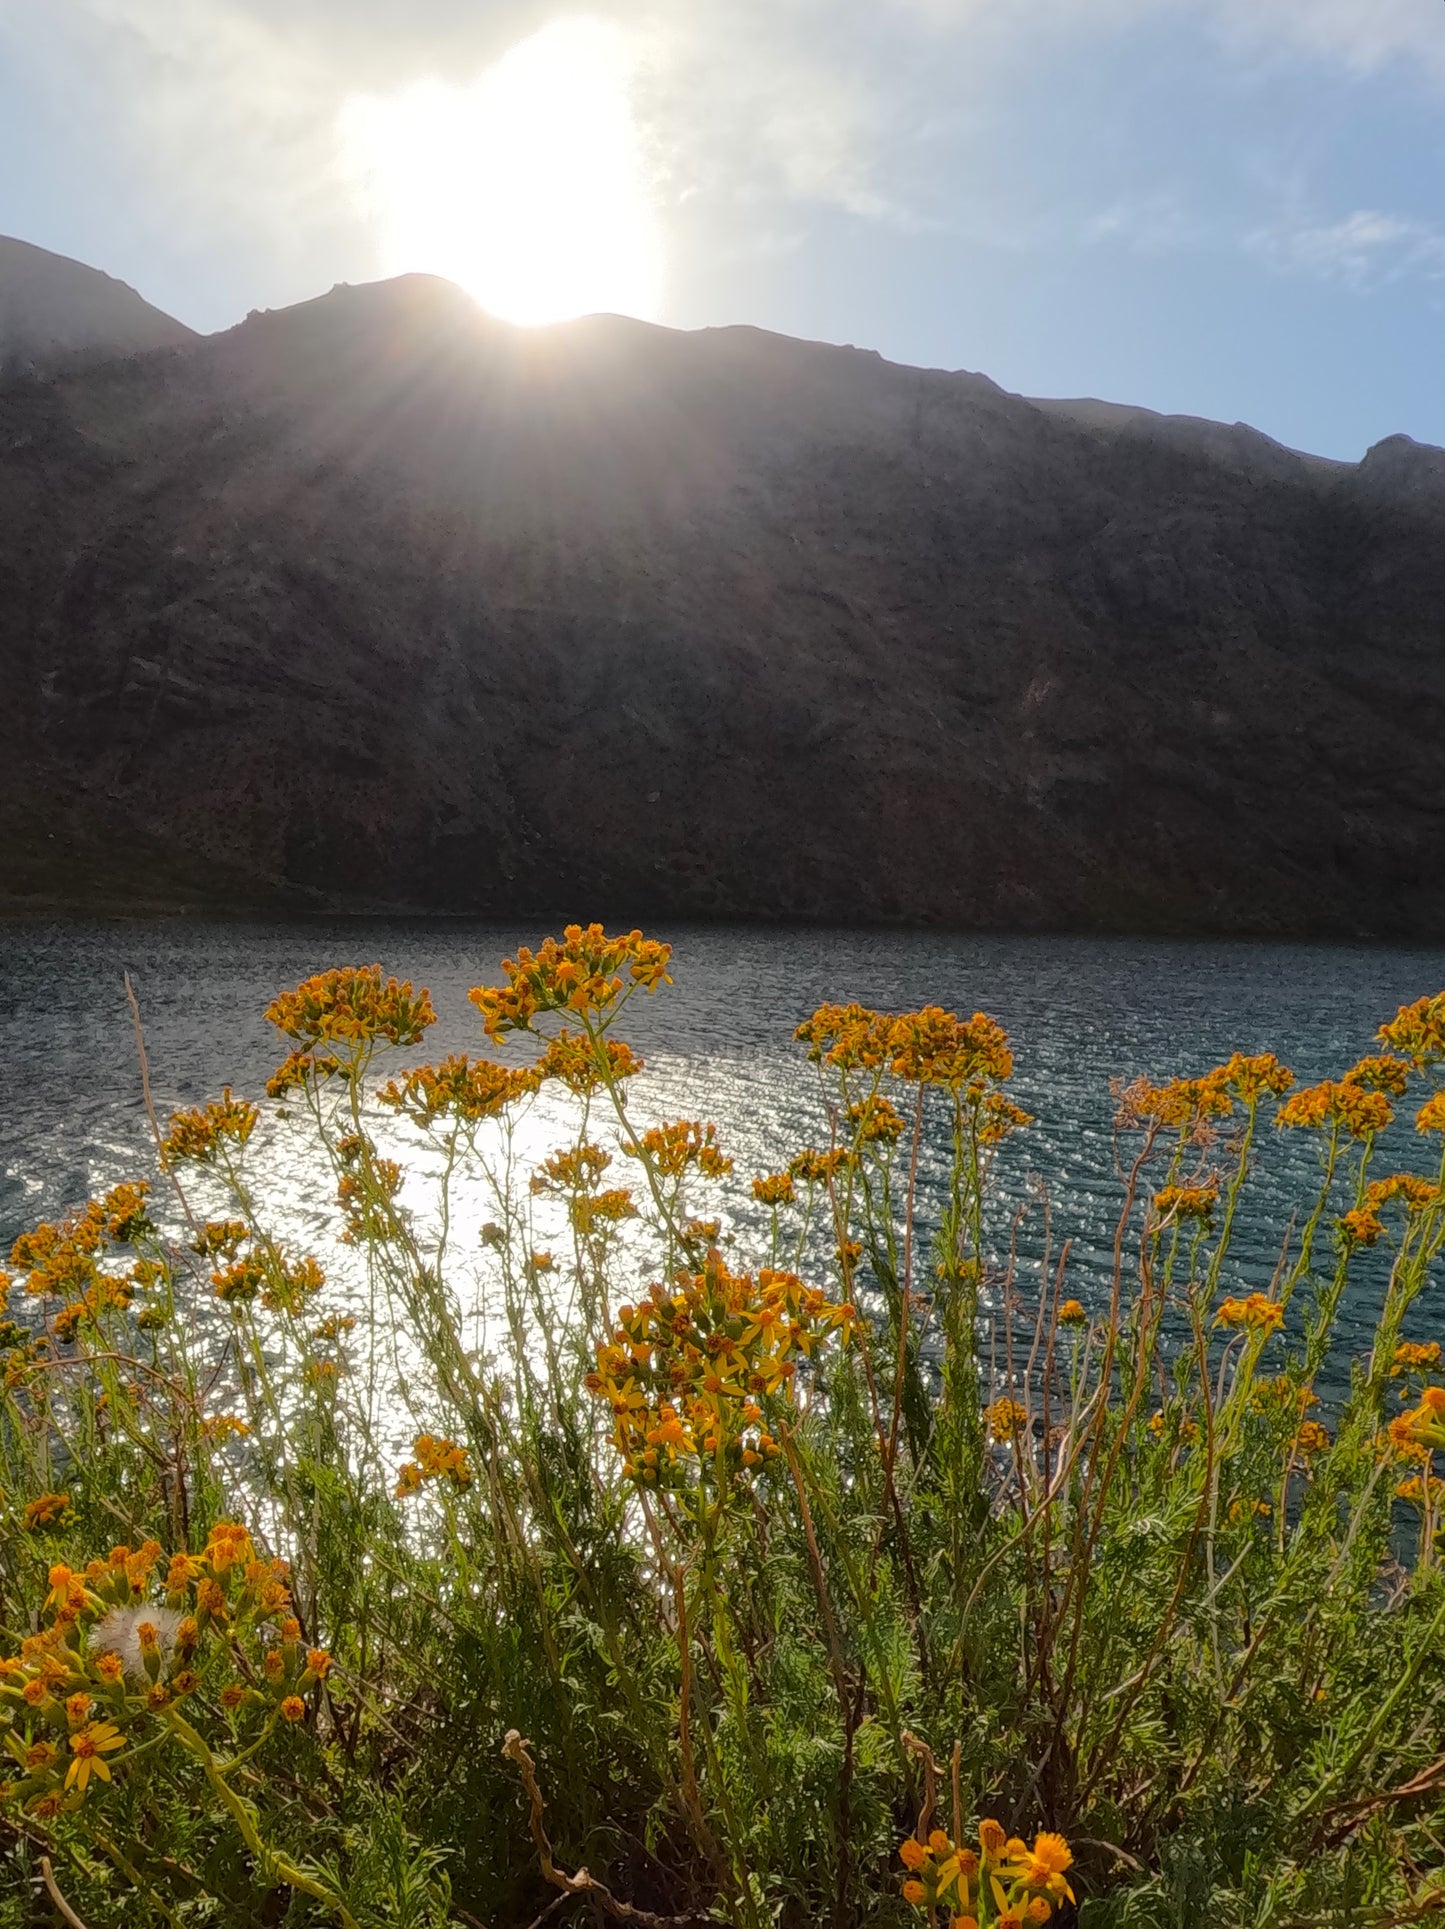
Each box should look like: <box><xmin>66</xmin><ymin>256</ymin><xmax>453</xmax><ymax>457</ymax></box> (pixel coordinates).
<box><xmin>1246</xmin><ymin>209</ymin><xmax>1445</xmax><ymax>288</ymax></box>
<box><xmin>1081</xmin><ymin>192</ymin><xmax>1200</xmax><ymax>256</ymax></box>
<box><xmin>0</xmin><ymin>0</ymin><xmax>362</xmax><ymax>299</ymax></box>
<box><xmin>1203</xmin><ymin>0</ymin><xmax>1445</xmax><ymax>87</ymax></box>
<box><xmin>4</xmin><ymin>0</ymin><xmax>1443</xmax><ymax>329</ymax></box>
<box><xmin>885</xmin><ymin>0</ymin><xmax>1445</xmax><ymax>85</ymax></box>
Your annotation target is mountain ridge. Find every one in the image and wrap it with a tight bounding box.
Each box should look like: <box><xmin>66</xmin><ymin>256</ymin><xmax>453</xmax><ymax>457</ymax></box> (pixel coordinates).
<box><xmin>0</xmin><ymin>236</ymin><xmax>196</xmax><ymax>375</ymax></box>
<box><xmin>2</xmin><ymin>255</ymin><xmax>1444</xmax><ymax>935</ymax></box>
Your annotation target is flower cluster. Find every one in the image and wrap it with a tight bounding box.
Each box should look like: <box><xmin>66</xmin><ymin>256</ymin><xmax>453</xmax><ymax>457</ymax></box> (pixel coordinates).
<box><xmin>1391</xmin><ymin>1341</ymin><xmax>1443</xmax><ymax>1379</ymax></box>
<box><xmin>1217</xmin><ymin>1053</ymin><xmax>1296</xmax><ymax>1102</ymax></box>
<box><xmin>793</xmin><ymin>1003</ymin><xmax>897</xmax><ymax>1072</ymax></box>
<box><xmin>191</xmin><ymin>1220</ymin><xmax>248</xmax><ymax>1259</ymax></box>
<box><xmin>379</xmin><ymin>1053</ymin><xmax>539</xmax><ymax>1124</ymax></box>
<box><xmin>335</xmin><ymin>1146</ymin><xmax>403</xmax><ymax>1245</ymax></box>
<box><xmin>534</xmin><ymin>1029</ymin><xmax>644</xmax><ymax>1096</ymax></box>
<box><xmin>570</xmin><ymin>1190</ymin><xmax>639</xmax><ymax>1236</ymax></box>
<box><xmin>585</xmin><ymin>1252</ymin><xmax>853</xmax><ymax>1493</ymax></box>
<box><xmin>977</xmin><ymin>1094</ymin><xmax>1034</xmax><ymax>1146</ymax></box>
<box><xmin>985</xmin><ymin>1397</ymin><xmax>1029</xmax><ymax>1443</ymax></box>
<box><xmin>527</xmin><ymin>1144</ymin><xmax>638</xmax><ymax>1235</ymax></box>
<box><xmin>395</xmin><ymin>1434</ymin><xmax>472</xmax><ymax>1496</ymax></box>
<box><xmin>1252</xmin><ymin>1377</ymin><xmax>1318</xmax><ymax>1419</ymax></box>
<box><xmin>1121</xmin><ymin>1074</ymin><xmax>1233</xmax><ymax>1131</ymax></box>
<box><xmin>846</xmin><ymin>1095</ymin><xmax>908</xmax><ymax>1145</ymax></box>
<box><xmin>1124</xmin><ymin>1054</ymin><xmax>1294</xmax><ymax>1133</ymax></box>
<box><xmin>9</xmin><ymin>1186</ymin><xmax>165</xmax><ymax>1348</ymax></box>
<box><xmin>267</xmin><ymin>966</ymin><xmax>436</xmax><ymax>1050</ymax></box>
<box><xmin>795</xmin><ymin>1002</ymin><xmax>1019</xmax><ymax>1095</ymax></box>
<box><xmin>1394</xmin><ymin>1472</ymin><xmax>1437</xmax><ymax>1511</ymax></box>
<box><xmin>1378</xmin><ymin>993</ymin><xmax>1445</xmax><ymax>1068</ymax></box>
<box><xmin>1153</xmin><ymin>1184</ymin><xmax>1219</xmax><ymax>1222</ymax></box>
<box><xmin>0</xmin><ymin>1523</ymin><xmax>326</xmax><ymax>1820</ymax></box>
<box><xmin>1278</xmin><ymin>1081</ymin><xmax>1393</xmax><ymax>1140</ymax></box>
<box><xmin>1339</xmin><ymin>1173</ymin><xmax>1442</xmax><ymax>1248</ymax></box>
<box><xmin>1343</xmin><ymin>1055</ymin><xmax>1413</xmax><ymax>1096</ymax></box>
<box><xmin>161</xmin><ymin>1091</ymin><xmax>259</xmax><ymax>1166</ymax></box>
<box><xmin>1215</xmin><ymin>1295</ymin><xmax>1284</xmax><ymax>1336</ymax></box>
<box><xmin>210</xmin><ymin>1249</ymin><xmax>325</xmax><ymax>1314</ymax></box>
<box><xmin>625</xmin><ymin>1120</ymin><xmax>733</xmax><ymax>1180</ymax></box>
<box><xmin>788</xmin><ymin>1148</ymin><xmax>849</xmax><ymax>1186</ymax></box>
<box><xmin>751</xmin><ymin>1172</ymin><xmax>797</xmax><ymax>1208</ymax></box>
<box><xmin>899</xmin><ymin>1820</ymin><xmax>1074</xmax><ymax>1925</ymax></box>
<box><xmin>11</xmin><ymin>1185</ymin><xmax>151</xmax><ymax>1299</ymax></box>
<box><xmin>469</xmin><ymin>925</ymin><xmax>672</xmax><ymax>1041</ymax></box>
<box><xmin>265</xmin><ymin>967</ymin><xmax>436</xmax><ymax>1095</ymax></box>
<box><xmin>22</xmin><ymin>1493</ymin><xmax>75</xmax><ymax>1533</ymax></box>
<box><xmin>533</xmin><ymin>1144</ymin><xmax>612</xmax><ymax>1194</ymax></box>
<box><xmin>888</xmin><ymin>1008</ymin><xmax>1015</xmax><ymax>1088</ymax></box>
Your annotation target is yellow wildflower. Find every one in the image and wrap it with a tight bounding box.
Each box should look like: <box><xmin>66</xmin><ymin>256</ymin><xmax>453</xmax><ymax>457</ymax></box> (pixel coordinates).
<box><xmin>986</xmin><ymin>1397</ymin><xmax>1029</xmax><ymax>1443</ymax></box>
<box><xmin>378</xmin><ymin>1053</ymin><xmax>538</xmax><ymax>1123</ymax></box>
<box><xmin>534</xmin><ymin>1029</ymin><xmax>643</xmax><ymax>1096</ymax></box>
<box><xmin>469</xmin><ymin>925</ymin><xmax>671</xmax><ymax>1039</ymax></box>
<box><xmin>267</xmin><ymin>966</ymin><xmax>436</xmax><ymax>1054</ymax></box>
<box><xmin>1378</xmin><ymin>992</ymin><xmax>1445</xmax><ymax>1068</ymax></box>
<box><xmin>1215</xmin><ymin>1295</ymin><xmax>1284</xmax><ymax>1336</ymax></box>
<box><xmin>65</xmin><ymin>1721</ymin><xmax>124</xmax><ymax>1794</ymax></box>
<box><xmin>625</xmin><ymin>1120</ymin><xmax>732</xmax><ymax>1180</ymax></box>
<box><xmin>1278</xmin><ymin>1081</ymin><xmax>1392</xmax><ymax>1139</ymax></box>
<box><xmin>888</xmin><ymin>1007</ymin><xmax>1013</xmax><ymax>1087</ymax></box>
<box><xmin>1392</xmin><ymin>1340</ymin><xmax>1443</xmax><ymax>1377</ymax></box>
<box><xmin>1154</xmin><ymin>1184</ymin><xmax>1219</xmax><ymax>1221</ymax></box>
<box><xmin>22</xmin><ymin>1492</ymin><xmax>74</xmax><ymax>1533</ymax></box>
<box><xmin>161</xmin><ymin>1089</ymin><xmax>259</xmax><ymax>1167</ymax></box>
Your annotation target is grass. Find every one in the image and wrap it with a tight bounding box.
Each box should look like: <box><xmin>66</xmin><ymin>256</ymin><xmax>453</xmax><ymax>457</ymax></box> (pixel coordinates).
<box><xmin>1</xmin><ymin>925</ymin><xmax>1444</xmax><ymax>1928</ymax></box>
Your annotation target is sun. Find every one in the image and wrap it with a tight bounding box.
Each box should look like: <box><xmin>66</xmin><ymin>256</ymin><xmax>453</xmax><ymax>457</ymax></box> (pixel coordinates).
<box><xmin>339</xmin><ymin>17</ymin><xmax>663</xmax><ymax>327</ymax></box>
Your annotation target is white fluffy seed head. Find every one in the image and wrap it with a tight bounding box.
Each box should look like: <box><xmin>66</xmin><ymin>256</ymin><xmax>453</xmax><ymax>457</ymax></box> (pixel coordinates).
<box><xmin>89</xmin><ymin>1603</ymin><xmax>184</xmax><ymax>1680</ymax></box>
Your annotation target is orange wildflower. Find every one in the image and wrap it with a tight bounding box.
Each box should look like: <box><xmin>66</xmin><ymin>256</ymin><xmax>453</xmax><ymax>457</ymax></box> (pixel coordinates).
<box><xmin>1378</xmin><ymin>992</ymin><xmax>1445</xmax><ymax>1068</ymax></box>
<box><xmin>1278</xmin><ymin>1081</ymin><xmax>1393</xmax><ymax>1139</ymax></box>
<box><xmin>1215</xmin><ymin>1295</ymin><xmax>1284</xmax><ymax>1336</ymax></box>
<box><xmin>625</xmin><ymin>1120</ymin><xmax>733</xmax><ymax>1180</ymax></box>
<box><xmin>378</xmin><ymin>1053</ymin><xmax>538</xmax><ymax>1123</ymax></box>
<box><xmin>469</xmin><ymin>925</ymin><xmax>671</xmax><ymax>1040</ymax></box>
<box><xmin>1154</xmin><ymin>1184</ymin><xmax>1219</xmax><ymax>1221</ymax></box>
<box><xmin>986</xmin><ymin>1397</ymin><xmax>1029</xmax><ymax>1443</ymax></box>
<box><xmin>161</xmin><ymin>1090</ymin><xmax>259</xmax><ymax>1167</ymax></box>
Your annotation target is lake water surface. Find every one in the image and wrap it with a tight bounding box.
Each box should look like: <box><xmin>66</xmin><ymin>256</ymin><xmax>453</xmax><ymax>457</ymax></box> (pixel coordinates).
<box><xmin>3</xmin><ymin>921</ymin><xmax>1444</xmax><ymax>1371</ymax></box>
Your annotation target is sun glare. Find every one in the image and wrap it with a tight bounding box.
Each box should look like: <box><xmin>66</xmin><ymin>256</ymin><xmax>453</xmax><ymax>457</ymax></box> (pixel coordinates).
<box><xmin>339</xmin><ymin>16</ymin><xmax>663</xmax><ymax>327</ymax></box>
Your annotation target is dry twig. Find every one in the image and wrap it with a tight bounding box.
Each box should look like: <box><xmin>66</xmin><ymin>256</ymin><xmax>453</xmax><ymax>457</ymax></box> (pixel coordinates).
<box><xmin>502</xmin><ymin>1731</ymin><xmax>710</xmax><ymax>1929</ymax></box>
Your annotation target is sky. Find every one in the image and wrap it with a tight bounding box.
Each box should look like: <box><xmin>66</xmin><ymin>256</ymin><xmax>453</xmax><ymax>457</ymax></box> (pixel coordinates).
<box><xmin>1</xmin><ymin>0</ymin><xmax>1442</xmax><ymax>461</ymax></box>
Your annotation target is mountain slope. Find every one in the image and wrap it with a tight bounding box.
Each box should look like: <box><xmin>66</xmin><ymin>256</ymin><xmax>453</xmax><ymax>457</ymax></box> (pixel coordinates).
<box><xmin>1</xmin><ymin>268</ymin><xmax>1443</xmax><ymax>933</ymax></box>
<box><xmin>0</xmin><ymin>237</ymin><xmax>196</xmax><ymax>374</ymax></box>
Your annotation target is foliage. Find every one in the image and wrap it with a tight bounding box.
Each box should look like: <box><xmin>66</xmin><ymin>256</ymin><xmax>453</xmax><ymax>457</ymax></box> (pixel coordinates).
<box><xmin>2</xmin><ymin>929</ymin><xmax>1445</xmax><ymax>1927</ymax></box>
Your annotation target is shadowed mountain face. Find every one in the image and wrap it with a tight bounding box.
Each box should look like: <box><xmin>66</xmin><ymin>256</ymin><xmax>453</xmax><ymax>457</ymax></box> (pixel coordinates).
<box><xmin>0</xmin><ymin>238</ymin><xmax>196</xmax><ymax>374</ymax></box>
<box><xmin>1</xmin><ymin>266</ymin><xmax>1444</xmax><ymax>933</ymax></box>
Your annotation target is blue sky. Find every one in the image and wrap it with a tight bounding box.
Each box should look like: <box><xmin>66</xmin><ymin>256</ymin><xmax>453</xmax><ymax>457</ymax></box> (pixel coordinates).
<box><xmin>1</xmin><ymin>0</ymin><xmax>1441</xmax><ymax>460</ymax></box>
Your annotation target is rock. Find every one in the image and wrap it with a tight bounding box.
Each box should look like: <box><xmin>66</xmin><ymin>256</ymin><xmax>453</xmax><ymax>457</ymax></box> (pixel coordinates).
<box><xmin>1</xmin><ymin>262</ymin><xmax>1443</xmax><ymax>934</ymax></box>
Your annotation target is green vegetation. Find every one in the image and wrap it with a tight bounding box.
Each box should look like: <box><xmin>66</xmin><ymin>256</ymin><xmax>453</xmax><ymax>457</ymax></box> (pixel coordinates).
<box><xmin>2</xmin><ymin>927</ymin><xmax>1444</xmax><ymax>1928</ymax></box>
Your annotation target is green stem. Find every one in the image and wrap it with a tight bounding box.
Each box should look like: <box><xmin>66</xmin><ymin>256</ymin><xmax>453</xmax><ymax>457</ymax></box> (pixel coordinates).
<box><xmin>163</xmin><ymin>1709</ymin><xmax>360</xmax><ymax>1929</ymax></box>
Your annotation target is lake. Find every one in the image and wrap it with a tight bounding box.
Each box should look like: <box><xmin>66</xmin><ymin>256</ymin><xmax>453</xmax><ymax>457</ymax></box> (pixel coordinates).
<box><xmin>3</xmin><ymin>920</ymin><xmax>1444</xmax><ymax>1371</ymax></box>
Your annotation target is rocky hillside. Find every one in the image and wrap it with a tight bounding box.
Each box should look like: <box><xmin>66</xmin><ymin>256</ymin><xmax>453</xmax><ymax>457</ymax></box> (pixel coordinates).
<box><xmin>0</xmin><ymin>237</ymin><xmax>195</xmax><ymax>375</ymax></box>
<box><xmin>2</xmin><ymin>263</ymin><xmax>1443</xmax><ymax>934</ymax></box>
